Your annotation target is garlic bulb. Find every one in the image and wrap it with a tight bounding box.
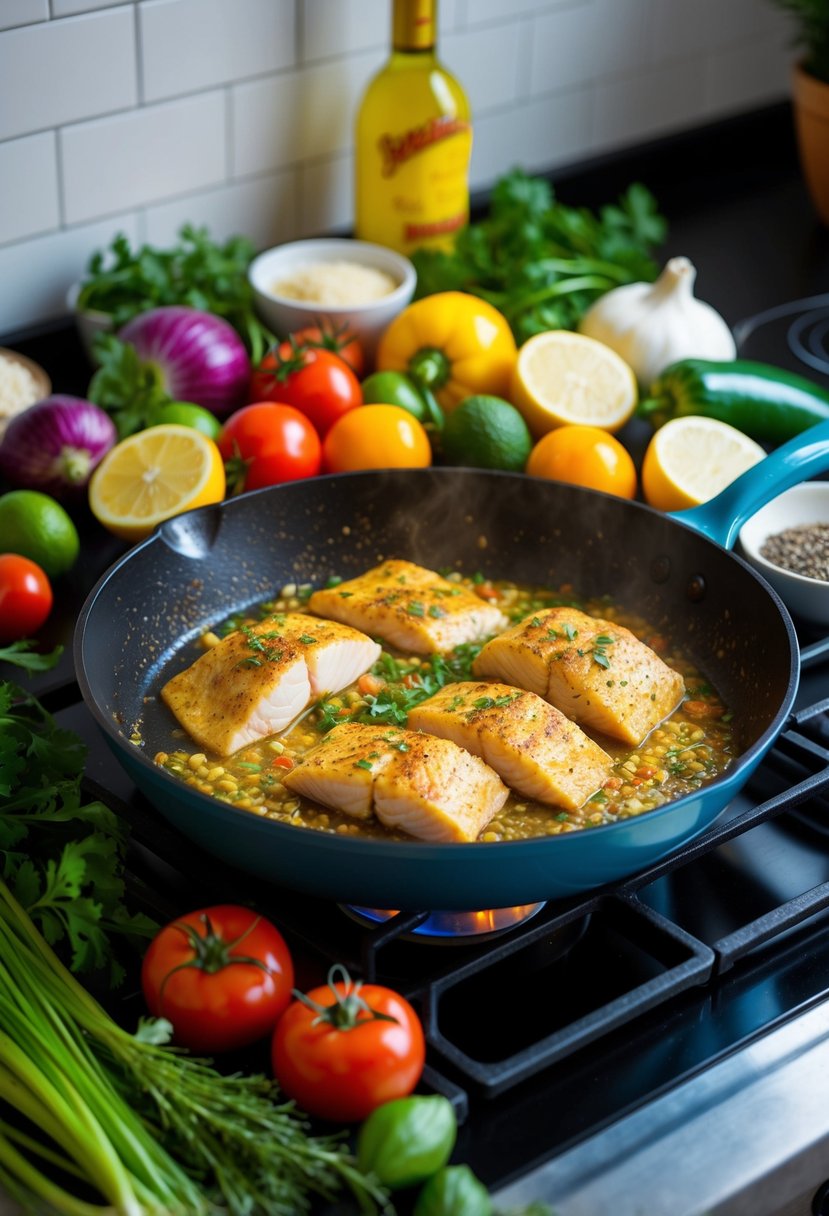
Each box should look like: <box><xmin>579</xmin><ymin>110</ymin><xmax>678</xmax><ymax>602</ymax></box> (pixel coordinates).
<box><xmin>578</xmin><ymin>256</ymin><xmax>736</xmax><ymax>388</ymax></box>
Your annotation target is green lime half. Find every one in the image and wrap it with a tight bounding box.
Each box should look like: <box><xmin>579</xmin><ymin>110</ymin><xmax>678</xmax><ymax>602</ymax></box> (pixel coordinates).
<box><xmin>0</xmin><ymin>490</ymin><xmax>80</xmax><ymax>577</ymax></box>
<box><xmin>154</xmin><ymin>402</ymin><xmax>222</xmax><ymax>440</ymax></box>
<box><xmin>441</xmin><ymin>395</ymin><xmax>533</xmax><ymax>471</ymax></box>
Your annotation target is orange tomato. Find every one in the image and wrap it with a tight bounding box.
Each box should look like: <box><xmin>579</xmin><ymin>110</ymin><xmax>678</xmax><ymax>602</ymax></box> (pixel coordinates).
<box><xmin>322</xmin><ymin>405</ymin><xmax>432</xmax><ymax>473</ymax></box>
<box><xmin>525</xmin><ymin>425</ymin><xmax>637</xmax><ymax>499</ymax></box>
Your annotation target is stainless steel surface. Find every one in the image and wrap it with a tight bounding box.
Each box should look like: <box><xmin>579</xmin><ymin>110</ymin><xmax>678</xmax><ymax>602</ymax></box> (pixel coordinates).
<box><xmin>493</xmin><ymin>999</ymin><xmax>829</xmax><ymax>1215</ymax></box>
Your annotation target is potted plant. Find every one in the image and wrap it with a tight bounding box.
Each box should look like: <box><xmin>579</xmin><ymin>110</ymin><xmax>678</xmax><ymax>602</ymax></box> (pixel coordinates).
<box><xmin>770</xmin><ymin>0</ymin><xmax>829</xmax><ymax>223</ymax></box>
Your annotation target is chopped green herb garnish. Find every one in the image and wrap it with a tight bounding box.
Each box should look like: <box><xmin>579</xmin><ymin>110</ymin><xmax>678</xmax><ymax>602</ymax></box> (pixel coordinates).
<box><xmin>298</xmin><ymin>634</ymin><xmax>317</xmax><ymax>645</ymax></box>
<box><xmin>428</xmin><ymin>604</ymin><xmax>446</xmax><ymax>618</ymax></box>
<box><xmin>407</xmin><ymin>601</ymin><xmax>426</xmax><ymax>617</ymax></box>
<box><xmin>354</xmin><ymin>759</ymin><xmax>373</xmax><ymax>771</ymax></box>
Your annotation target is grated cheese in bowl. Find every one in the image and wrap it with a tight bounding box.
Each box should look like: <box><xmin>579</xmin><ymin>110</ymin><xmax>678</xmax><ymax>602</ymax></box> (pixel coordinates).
<box><xmin>272</xmin><ymin>260</ymin><xmax>398</xmax><ymax>306</ymax></box>
<box><xmin>0</xmin><ymin>350</ymin><xmax>48</xmax><ymax>433</ymax></box>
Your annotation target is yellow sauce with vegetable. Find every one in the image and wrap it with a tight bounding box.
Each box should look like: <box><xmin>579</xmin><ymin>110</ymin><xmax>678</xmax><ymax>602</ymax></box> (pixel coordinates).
<box><xmin>155</xmin><ymin>573</ymin><xmax>735</xmax><ymax>841</ymax></box>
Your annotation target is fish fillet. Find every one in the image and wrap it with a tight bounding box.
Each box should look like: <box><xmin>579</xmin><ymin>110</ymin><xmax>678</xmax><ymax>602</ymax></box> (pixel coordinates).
<box><xmin>309</xmin><ymin>560</ymin><xmax>508</xmax><ymax>654</ymax></box>
<box><xmin>282</xmin><ymin>721</ymin><xmax>508</xmax><ymax>842</ymax></box>
<box><xmin>408</xmin><ymin>681</ymin><xmax>612</xmax><ymax>810</ymax></box>
<box><xmin>472</xmin><ymin>606</ymin><xmax>685</xmax><ymax>745</ymax></box>
<box><xmin>161</xmin><ymin>613</ymin><xmax>381</xmax><ymax>757</ymax></box>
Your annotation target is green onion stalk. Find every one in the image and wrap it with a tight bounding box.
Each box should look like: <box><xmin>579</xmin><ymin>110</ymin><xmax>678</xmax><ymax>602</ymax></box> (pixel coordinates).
<box><xmin>0</xmin><ymin>882</ymin><xmax>388</xmax><ymax>1215</ymax></box>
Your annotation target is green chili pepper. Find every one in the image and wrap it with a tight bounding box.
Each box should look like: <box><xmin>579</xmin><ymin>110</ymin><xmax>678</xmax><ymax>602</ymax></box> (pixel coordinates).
<box><xmin>361</xmin><ymin>369</ymin><xmax>446</xmax><ymax>432</ymax></box>
<box><xmin>637</xmin><ymin>358</ymin><xmax>829</xmax><ymax>442</ymax></box>
<box><xmin>356</xmin><ymin>1094</ymin><xmax>457</xmax><ymax>1190</ymax></box>
<box><xmin>412</xmin><ymin>1164</ymin><xmax>493</xmax><ymax>1216</ymax></box>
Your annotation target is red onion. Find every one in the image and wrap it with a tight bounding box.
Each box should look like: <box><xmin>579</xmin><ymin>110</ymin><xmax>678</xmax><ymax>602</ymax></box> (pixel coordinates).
<box><xmin>119</xmin><ymin>306</ymin><xmax>250</xmax><ymax>417</ymax></box>
<box><xmin>0</xmin><ymin>395</ymin><xmax>116</xmax><ymax>497</ymax></box>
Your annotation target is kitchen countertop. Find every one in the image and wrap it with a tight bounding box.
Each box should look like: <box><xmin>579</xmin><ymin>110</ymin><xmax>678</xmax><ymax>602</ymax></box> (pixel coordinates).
<box><xmin>3</xmin><ymin>100</ymin><xmax>829</xmax><ymax>1216</ymax></box>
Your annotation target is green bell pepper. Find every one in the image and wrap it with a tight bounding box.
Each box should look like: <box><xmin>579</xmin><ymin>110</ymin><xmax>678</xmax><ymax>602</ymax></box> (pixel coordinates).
<box><xmin>361</xmin><ymin>370</ymin><xmax>446</xmax><ymax>431</ymax></box>
<box><xmin>637</xmin><ymin>358</ymin><xmax>829</xmax><ymax>443</ymax></box>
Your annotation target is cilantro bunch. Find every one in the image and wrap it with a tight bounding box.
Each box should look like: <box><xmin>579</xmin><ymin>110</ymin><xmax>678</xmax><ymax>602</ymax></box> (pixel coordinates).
<box><xmin>412</xmin><ymin>169</ymin><xmax>667</xmax><ymax>343</ymax></box>
<box><xmin>0</xmin><ymin>678</ymin><xmax>155</xmax><ymax>985</ymax></box>
<box><xmin>76</xmin><ymin>223</ymin><xmax>275</xmax><ymax>363</ymax></box>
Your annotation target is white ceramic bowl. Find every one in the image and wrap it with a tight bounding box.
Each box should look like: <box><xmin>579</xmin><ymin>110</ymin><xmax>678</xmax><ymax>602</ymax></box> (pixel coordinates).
<box><xmin>738</xmin><ymin>481</ymin><xmax>829</xmax><ymax>624</ymax></box>
<box><xmin>247</xmin><ymin>238</ymin><xmax>416</xmax><ymax>364</ymax></box>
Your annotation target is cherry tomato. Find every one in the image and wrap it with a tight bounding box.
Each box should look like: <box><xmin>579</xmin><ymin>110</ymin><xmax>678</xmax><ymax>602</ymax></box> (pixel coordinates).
<box><xmin>272</xmin><ymin>965</ymin><xmax>426</xmax><ymax>1122</ymax></box>
<box><xmin>322</xmin><ymin>405</ymin><xmax>432</xmax><ymax>473</ymax></box>
<box><xmin>141</xmin><ymin>904</ymin><xmax>294</xmax><ymax>1053</ymax></box>
<box><xmin>219</xmin><ymin>402</ymin><xmax>322</xmax><ymax>493</ymax></box>
<box><xmin>249</xmin><ymin>344</ymin><xmax>362</xmax><ymax>437</ymax></box>
<box><xmin>290</xmin><ymin>324</ymin><xmax>365</xmax><ymax>378</ymax></box>
<box><xmin>525</xmin><ymin>424</ymin><xmax>637</xmax><ymax>499</ymax></box>
<box><xmin>0</xmin><ymin>553</ymin><xmax>52</xmax><ymax>643</ymax></box>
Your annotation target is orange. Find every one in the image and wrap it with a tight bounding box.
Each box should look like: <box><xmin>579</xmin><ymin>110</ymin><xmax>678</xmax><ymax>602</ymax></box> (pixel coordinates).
<box><xmin>89</xmin><ymin>424</ymin><xmax>226</xmax><ymax>541</ymax></box>
<box><xmin>323</xmin><ymin>405</ymin><xmax>432</xmax><ymax>472</ymax></box>
<box><xmin>525</xmin><ymin>425</ymin><xmax>637</xmax><ymax>499</ymax></box>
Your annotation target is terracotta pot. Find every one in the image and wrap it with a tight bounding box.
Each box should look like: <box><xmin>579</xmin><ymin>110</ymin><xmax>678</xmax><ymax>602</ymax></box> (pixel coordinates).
<box><xmin>792</xmin><ymin>61</ymin><xmax>829</xmax><ymax>225</ymax></box>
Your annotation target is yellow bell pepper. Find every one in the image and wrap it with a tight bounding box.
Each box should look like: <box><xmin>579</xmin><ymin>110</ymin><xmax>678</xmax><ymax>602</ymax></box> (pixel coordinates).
<box><xmin>375</xmin><ymin>291</ymin><xmax>517</xmax><ymax>413</ymax></box>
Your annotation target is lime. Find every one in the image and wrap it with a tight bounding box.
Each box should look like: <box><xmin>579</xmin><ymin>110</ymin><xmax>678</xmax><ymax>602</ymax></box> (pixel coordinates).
<box><xmin>154</xmin><ymin>401</ymin><xmax>222</xmax><ymax>440</ymax></box>
<box><xmin>440</xmin><ymin>395</ymin><xmax>533</xmax><ymax>471</ymax></box>
<box><xmin>0</xmin><ymin>490</ymin><xmax>80</xmax><ymax>577</ymax></box>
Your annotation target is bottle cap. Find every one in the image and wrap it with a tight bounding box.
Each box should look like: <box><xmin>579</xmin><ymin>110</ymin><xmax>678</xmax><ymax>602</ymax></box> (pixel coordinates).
<box><xmin>393</xmin><ymin>0</ymin><xmax>436</xmax><ymax>51</ymax></box>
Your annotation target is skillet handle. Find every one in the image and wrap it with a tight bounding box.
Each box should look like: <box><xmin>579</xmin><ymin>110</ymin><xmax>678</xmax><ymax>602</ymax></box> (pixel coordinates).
<box><xmin>671</xmin><ymin>418</ymin><xmax>829</xmax><ymax>550</ymax></box>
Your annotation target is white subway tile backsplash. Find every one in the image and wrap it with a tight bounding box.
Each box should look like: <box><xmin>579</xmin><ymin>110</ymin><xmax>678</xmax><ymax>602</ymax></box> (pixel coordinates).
<box><xmin>444</xmin><ymin>22</ymin><xmax>523</xmax><ymax>115</ymax></box>
<box><xmin>0</xmin><ymin>0</ymin><xmax>795</xmax><ymax>335</ymax></box>
<box><xmin>0</xmin><ymin>132</ymin><xmax>59</xmax><ymax>245</ymax></box>
<box><xmin>52</xmin><ymin>0</ymin><xmax>125</xmax><ymax>15</ymax></box>
<box><xmin>298</xmin><ymin>151</ymin><xmax>353</xmax><ymax>236</ymax></box>
<box><xmin>140</xmin><ymin>0</ymin><xmax>295</xmax><ymax>104</ymax></box>
<box><xmin>470</xmin><ymin>85</ymin><xmax>594</xmax><ymax>190</ymax></box>
<box><xmin>0</xmin><ymin>0</ymin><xmax>48</xmax><ymax>32</ymax></box>
<box><xmin>232</xmin><ymin>51</ymin><xmax>377</xmax><ymax>178</ymax></box>
<box><xmin>301</xmin><ymin>0</ymin><xmax>388</xmax><ymax>62</ymax></box>
<box><xmin>61</xmin><ymin>92</ymin><xmax>227</xmax><ymax>225</ymax></box>
<box><xmin>0</xmin><ymin>8</ymin><xmax>137</xmax><ymax>142</ymax></box>
<box><xmin>593</xmin><ymin>57</ymin><xmax>705</xmax><ymax>152</ymax></box>
<box><xmin>144</xmin><ymin>170</ymin><xmax>299</xmax><ymax>252</ymax></box>
<box><xmin>706</xmin><ymin>32</ymin><xmax>792</xmax><ymax>117</ymax></box>
<box><xmin>0</xmin><ymin>211</ymin><xmax>139</xmax><ymax>335</ymax></box>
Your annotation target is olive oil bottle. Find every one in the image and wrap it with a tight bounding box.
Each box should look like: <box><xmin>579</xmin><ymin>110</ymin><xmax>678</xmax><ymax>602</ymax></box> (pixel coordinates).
<box><xmin>354</xmin><ymin>0</ymin><xmax>472</xmax><ymax>256</ymax></box>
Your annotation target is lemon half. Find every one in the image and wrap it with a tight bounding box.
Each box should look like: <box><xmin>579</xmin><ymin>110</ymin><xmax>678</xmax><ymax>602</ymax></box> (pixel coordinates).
<box><xmin>642</xmin><ymin>415</ymin><xmax>766</xmax><ymax>512</ymax></box>
<box><xmin>510</xmin><ymin>330</ymin><xmax>638</xmax><ymax>437</ymax></box>
<box><xmin>89</xmin><ymin>424</ymin><xmax>226</xmax><ymax>541</ymax></box>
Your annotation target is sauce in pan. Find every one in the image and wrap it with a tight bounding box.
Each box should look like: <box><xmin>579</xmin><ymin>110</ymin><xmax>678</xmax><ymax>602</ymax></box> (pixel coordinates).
<box><xmin>153</xmin><ymin>572</ymin><xmax>736</xmax><ymax>842</ymax></box>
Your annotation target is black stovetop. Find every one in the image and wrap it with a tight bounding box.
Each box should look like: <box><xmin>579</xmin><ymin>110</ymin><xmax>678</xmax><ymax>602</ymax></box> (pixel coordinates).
<box><xmin>5</xmin><ymin>109</ymin><xmax>829</xmax><ymax>1209</ymax></box>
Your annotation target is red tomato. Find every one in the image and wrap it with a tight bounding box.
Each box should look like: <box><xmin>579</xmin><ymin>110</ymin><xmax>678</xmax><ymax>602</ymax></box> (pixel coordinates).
<box><xmin>272</xmin><ymin>965</ymin><xmax>425</xmax><ymax>1122</ymax></box>
<box><xmin>290</xmin><ymin>324</ymin><xmax>365</xmax><ymax>378</ymax></box>
<box><xmin>249</xmin><ymin>344</ymin><xmax>362</xmax><ymax>437</ymax></box>
<box><xmin>141</xmin><ymin>904</ymin><xmax>295</xmax><ymax>1053</ymax></box>
<box><xmin>0</xmin><ymin>554</ymin><xmax>52</xmax><ymax>643</ymax></box>
<box><xmin>219</xmin><ymin>402</ymin><xmax>322</xmax><ymax>492</ymax></box>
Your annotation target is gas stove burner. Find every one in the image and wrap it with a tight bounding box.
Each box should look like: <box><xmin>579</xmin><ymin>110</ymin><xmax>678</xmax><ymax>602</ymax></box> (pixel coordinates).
<box><xmin>788</xmin><ymin>307</ymin><xmax>829</xmax><ymax>376</ymax></box>
<box><xmin>343</xmin><ymin>903</ymin><xmax>546</xmax><ymax>941</ymax></box>
<box><xmin>733</xmin><ymin>291</ymin><xmax>829</xmax><ymax>382</ymax></box>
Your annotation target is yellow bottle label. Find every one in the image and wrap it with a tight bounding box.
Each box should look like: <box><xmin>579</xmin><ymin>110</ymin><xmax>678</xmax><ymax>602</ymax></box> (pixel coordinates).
<box><xmin>357</xmin><ymin>114</ymin><xmax>471</xmax><ymax>255</ymax></box>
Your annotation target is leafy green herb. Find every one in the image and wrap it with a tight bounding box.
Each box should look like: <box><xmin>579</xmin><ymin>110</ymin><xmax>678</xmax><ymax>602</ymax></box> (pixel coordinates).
<box><xmin>428</xmin><ymin>604</ymin><xmax>446</xmax><ymax>618</ymax></box>
<box><xmin>354</xmin><ymin>759</ymin><xmax>373</xmax><ymax>771</ymax></box>
<box><xmin>0</xmin><ymin>683</ymin><xmax>155</xmax><ymax>985</ymax></box>
<box><xmin>0</xmin><ymin>640</ymin><xmax>64</xmax><ymax>673</ymax></box>
<box><xmin>77</xmin><ymin>224</ymin><xmax>275</xmax><ymax>362</ymax></box>
<box><xmin>87</xmin><ymin>332</ymin><xmax>174</xmax><ymax>437</ymax></box>
<box><xmin>299</xmin><ymin>634</ymin><xmax>318</xmax><ymax>645</ymax></box>
<box><xmin>406</xmin><ymin>600</ymin><xmax>426</xmax><ymax>617</ymax></box>
<box><xmin>411</xmin><ymin>169</ymin><xmax>667</xmax><ymax>342</ymax></box>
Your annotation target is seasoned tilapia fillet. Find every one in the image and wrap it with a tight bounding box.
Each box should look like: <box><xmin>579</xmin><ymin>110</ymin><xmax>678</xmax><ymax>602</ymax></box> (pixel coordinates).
<box><xmin>282</xmin><ymin>721</ymin><xmax>508</xmax><ymax>842</ymax></box>
<box><xmin>472</xmin><ymin>607</ymin><xmax>684</xmax><ymax>746</ymax></box>
<box><xmin>408</xmin><ymin>681</ymin><xmax>612</xmax><ymax>811</ymax></box>
<box><xmin>161</xmin><ymin>613</ymin><xmax>380</xmax><ymax>757</ymax></box>
<box><xmin>308</xmin><ymin>560</ymin><xmax>508</xmax><ymax>655</ymax></box>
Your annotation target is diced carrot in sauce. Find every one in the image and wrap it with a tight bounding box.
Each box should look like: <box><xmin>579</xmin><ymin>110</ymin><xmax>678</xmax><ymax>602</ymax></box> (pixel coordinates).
<box><xmin>357</xmin><ymin>673</ymin><xmax>385</xmax><ymax>696</ymax></box>
<box><xmin>474</xmin><ymin>582</ymin><xmax>499</xmax><ymax>601</ymax></box>
<box><xmin>683</xmin><ymin>701</ymin><xmax>725</xmax><ymax>719</ymax></box>
<box><xmin>272</xmin><ymin>755</ymin><xmax>294</xmax><ymax>769</ymax></box>
<box><xmin>603</xmin><ymin>776</ymin><xmax>623</xmax><ymax>790</ymax></box>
